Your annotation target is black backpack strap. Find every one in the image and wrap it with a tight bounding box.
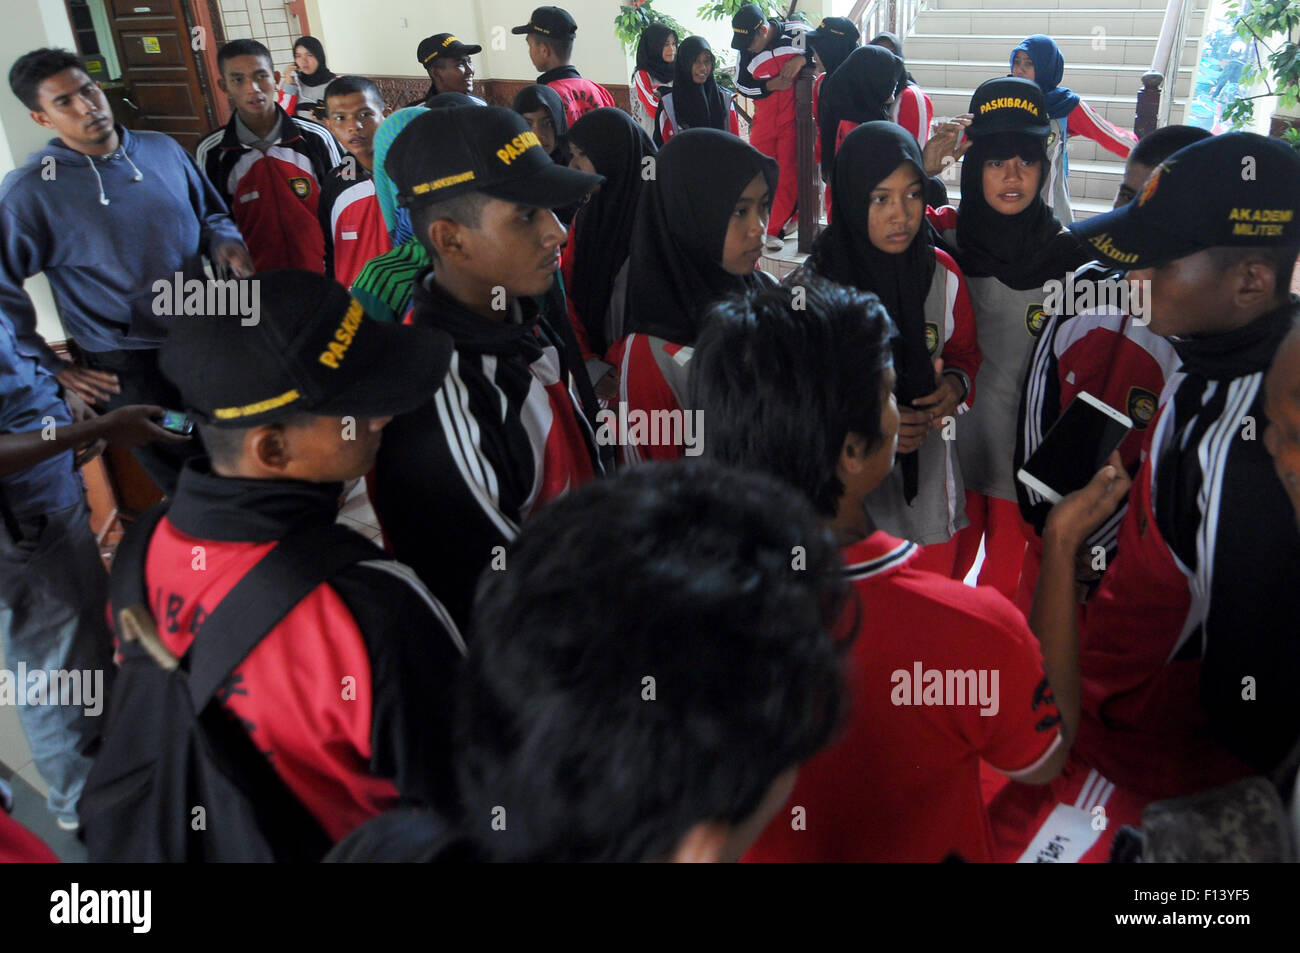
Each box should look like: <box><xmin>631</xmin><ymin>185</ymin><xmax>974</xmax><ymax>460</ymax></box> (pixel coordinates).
<box><xmin>186</xmin><ymin>521</ymin><xmax>385</xmax><ymax>709</ymax></box>
<box><xmin>108</xmin><ymin>501</ymin><xmax>172</xmax><ymax>622</ymax></box>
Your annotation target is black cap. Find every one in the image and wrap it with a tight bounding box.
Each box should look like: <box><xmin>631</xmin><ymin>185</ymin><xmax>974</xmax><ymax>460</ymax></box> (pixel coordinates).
<box><xmin>386</xmin><ymin>106</ymin><xmax>602</xmax><ymax>211</ymax></box>
<box><xmin>511</xmin><ymin>6</ymin><xmax>577</xmax><ymax>37</ymax></box>
<box><xmin>731</xmin><ymin>3</ymin><xmax>767</xmax><ymax>50</ymax></box>
<box><xmin>1071</xmin><ymin>131</ymin><xmax>1300</xmax><ymax>269</ymax></box>
<box><xmin>967</xmin><ymin>76</ymin><xmax>1051</xmax><ymax>138</ymax></box>
<box><xmin>417</xmin><ymin>33</ymin><xmax>482</xmax><ymax>67</ymax></box>
<box><xmin>159</xmin><ymin>271</ymin><xmax>452</xmax><ymax>428</ymax></box>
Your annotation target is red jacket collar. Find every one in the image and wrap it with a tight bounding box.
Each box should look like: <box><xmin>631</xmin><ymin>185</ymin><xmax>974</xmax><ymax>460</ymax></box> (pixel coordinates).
<box><xmin>841</xmin><ymin>530</ymin><xmax>918</xmax><ymax>581</ymax></box>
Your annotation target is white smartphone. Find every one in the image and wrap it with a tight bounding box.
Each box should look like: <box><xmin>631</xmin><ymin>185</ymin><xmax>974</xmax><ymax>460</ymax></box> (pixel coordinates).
<box><xmin>1017</xmin><ymin>391</ymin><xmax>1133</xmax><ymax>504</ymax></box>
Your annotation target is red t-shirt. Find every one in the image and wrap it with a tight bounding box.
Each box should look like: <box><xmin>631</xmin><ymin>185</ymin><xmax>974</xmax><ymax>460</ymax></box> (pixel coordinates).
<box><xmin>744</xmin><ymin>532</ymin><xmax>1063</xmax><ymax>862</ymax></box>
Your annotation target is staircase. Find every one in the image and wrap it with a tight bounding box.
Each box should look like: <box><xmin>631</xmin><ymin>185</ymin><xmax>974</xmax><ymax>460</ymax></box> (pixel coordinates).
<box><xmin>903</xmin><ymin>0</ymin><xmax>1209</xmax><ymax>218</ymax></box>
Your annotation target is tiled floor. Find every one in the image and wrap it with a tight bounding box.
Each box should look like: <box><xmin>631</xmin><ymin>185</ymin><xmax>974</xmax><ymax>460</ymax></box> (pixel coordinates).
<box><xmin>0</xmin><ymin>478</ymin><xmax>384</xmax><ymax>861</ymax></box>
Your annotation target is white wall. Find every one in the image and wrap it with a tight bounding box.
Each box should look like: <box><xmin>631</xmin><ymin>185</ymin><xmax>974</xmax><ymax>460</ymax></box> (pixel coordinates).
<box><xmin>0</xmin><ymin>0</ymin><xmax>79</xmax><ymax>345</ymax></box>
<box><xmin>308</xmin><ymin>0</ymin><xmax>635</xmax><ymax>85</ymax></box>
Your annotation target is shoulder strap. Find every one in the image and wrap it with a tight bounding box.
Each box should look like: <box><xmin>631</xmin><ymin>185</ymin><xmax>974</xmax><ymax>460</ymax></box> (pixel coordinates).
<box><xmin>187</xmin><ymin>522</ymin><xmax>383</xmax><ymax>709</ymax></box>
<box><xmin>108</xmin><ymin>501</ymin><xmax>171</xmax><ymax>622</ymax></box>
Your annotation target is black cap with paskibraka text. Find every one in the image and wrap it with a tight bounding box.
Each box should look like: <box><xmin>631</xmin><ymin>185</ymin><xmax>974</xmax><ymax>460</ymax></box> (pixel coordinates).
<box><xmin>417</xmin><ymin>33</ymin><xmax>482</xmax><ymax>67</ymax></box>
<box><xmin>1071</xmin><ymin>131</ymin><xmax>1300</xmax><ymax>270</ymax></box>
<box><xmin>731</xmin><ymin>4</ymin><xmax>767</xmax><ymax>50</ymax></box>
<box><xmin>159</xmin><ymin>270</ymin><xmax>452</xmax><ymax>428</ymax></box>
<box><xmin>967</xmin><ymin>76</ymin><xmax>1051</xmax><ymax>138</ymax></box>
<box><xmin>511</xmin><ymin>7</ymin><xmax>577</xmax><ymax>38</ymax></box>
<box><xmin>386</xmin><ymin>105</ymin><xmax>602</xmax><ymax>212</ymax></box>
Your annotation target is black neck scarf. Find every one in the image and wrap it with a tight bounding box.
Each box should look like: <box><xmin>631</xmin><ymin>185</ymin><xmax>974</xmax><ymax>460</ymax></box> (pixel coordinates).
<box><xmin>810</xmin><ymin>121</ymin><xmax>937</xmax><ymax>500</ymax></box>
<box><xmin>293</xmin><ymin>37</ymin><xmax>336</xmax><ymax>87</ymax></box>
<box><xmin>954</xmin><ymin>132</ymin><xmax>1088</xmax><ymax>290</ymax></box>
<box><xmin>625</xmin><ymin>128</ymin><xmax>778</xmax><ymax>345</ymax></box>
<box><xmin>671</xmin><ymin>36</ymin><xmax>728</xmax><ymax>133</ymax></box>
<box><xmin>513</xmin><ymin>84</ymin><xmax>570</xmax><ymax>165</ymax></box>
<box><xmin>817</xmin><ymin>45</ymin><xmax>904</xmax><ymax>179</ymax></box>
<box><xmin>568</xmin><ymin>108</ymin><xmax>656</xmax><ymax>355</ymax></box>
<box><xmin>636</xmin><ymin>24</ymin><xmax>677</xmax><ymax>86</ymax></box>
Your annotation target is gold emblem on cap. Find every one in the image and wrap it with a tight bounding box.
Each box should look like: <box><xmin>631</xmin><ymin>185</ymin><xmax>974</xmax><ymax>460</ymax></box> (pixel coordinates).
<box><xmin>978</xmin><ymin>96</ymin><xmax>1040</xmax><ymax>118</ymax></box>
<box><xmin>318</xmin><ymin>298</ymin><xmax>365</xmax><ymax>370</ymax></box>
<box><xmin>1136</xmin><ymin>163</ymin><xmax>1166</xmax><ymax>207</ymax></box>
<box><xmin>213</xmin><ymin>388</ymin><xmax>301</xmax><ymax>420</ymax></box>
<box><xmin>412</xmin><ymin>170</ymin><xmax>476</xmax><ymax>196</ymax></box>
<box><xmin>496</xmin><ymin>130</ymin><xmax>542</xmax><ymax>166</ymax></box>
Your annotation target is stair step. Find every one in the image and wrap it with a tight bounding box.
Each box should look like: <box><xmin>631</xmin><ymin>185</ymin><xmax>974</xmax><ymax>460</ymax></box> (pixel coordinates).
<box><xmin>908</xmin><ymin>59</ymin><xmax>1195</xmax><ymax>98</ymax></box>
<box><xmin>905</xmin><ymin>32</ymin><xmax>1201</xmax><ymax>66</ymax></box>
<box><xmin>915</xmin><ymin>9</ymin><xmax>1171</xmax><ymax>35</ymax></box>
<box><xmin>935</xmin><ymin>0</ymin><xmax>1181</xmax><ymax>11</ymax></box>
<box><xmin>927</xmin><ymin>87</ymin><xmax>1143</xmax><ymax>129</ymax></box>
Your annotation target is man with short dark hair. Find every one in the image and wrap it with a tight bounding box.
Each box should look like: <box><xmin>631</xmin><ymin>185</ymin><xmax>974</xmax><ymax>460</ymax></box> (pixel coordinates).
<box><xmin>136</xmin><ymin>269</ymin><xmax>465</xmax><ymax>843</ymax></box>
<box><xmin>512</xmin><ymin>6</ymin><xmax>614</xmax><ymax>124</ymax></box>
<box><xmin>410</xmin><ymin>33</ymin><xmax>485</xmax><ymax>107</ymax></box>
<box><xmin>372</xmin><ymin>105</ymin><xmax>604</xmax><ymax>628</ymax></box>
<box><xmin>0</xmin><ymin>47</ymin><xmax>250</xmax><ymax>491</ymax></box>
<box><xmin>455</xmin><ymin>462</ymin><xmax>850</xmax><ymax>862</ymax></box>
<box><xmin>319</xmin><ymin>76</ymin><xmax>391</xmax><ymax>287</ymax></box>
<box><xmin>197</xmin><ymin>39</ymin><xmax>341</xmax><ymax>274</ymax></box>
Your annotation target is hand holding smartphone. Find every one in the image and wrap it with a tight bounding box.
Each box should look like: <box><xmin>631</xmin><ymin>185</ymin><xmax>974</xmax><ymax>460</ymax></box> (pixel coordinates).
<box><xmin>1018</xmin><ymin>392</ymin><xmax>1132</xmax><ymax>504</ymax></box>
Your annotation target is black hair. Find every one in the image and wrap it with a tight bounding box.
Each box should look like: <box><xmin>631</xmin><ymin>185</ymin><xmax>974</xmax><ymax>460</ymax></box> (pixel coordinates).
<box><xmin>1130</xmin><ymin>123</ymin><xmax>1212</xmax><ymax>169</ymax></box>
<box><xmin>323</xmin><ymin>75</ymin><xmax>383</xmax><ymax>107</ymax></box>
<box><xmin>410</xmin><ymin>192</ymin><xmax>490</xmax><ymax>264</ymax></box>
<box><xmin>196</xmin><ymin>413</ymin><xmax>316</xmax><ymax>469</ymax></box>
<box><xmin>534</xmin><ymin>33</ymin><xmax>573</xmax><ymax>62</ymax></box>
<box><xmin>9</xmin><ymin>48</ymin><xmax>84</xmax><ymax>110</ymax></box>
<box><xmin>691</xmin><ymin>280</ymin><xmax>898</xmax><ymax>518</ymax></box>
<box><xmin>1206</xmin><ymin>243</ymin><xmax>1300</xmax><ymax>302</ymax></box>
<box><xmin>217</xmin><ymin>39</ymin><xmax>274</xmax><ymax>75</ymax></box>
<box><xmin>455</xmin><ymin>462</ymin><xmax>850</xmax><ymax>862</ymax></box>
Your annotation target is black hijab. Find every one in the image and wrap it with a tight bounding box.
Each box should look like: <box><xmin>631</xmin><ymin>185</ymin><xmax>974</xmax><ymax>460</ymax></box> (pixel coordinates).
<box><xmin>870</xmin><ymin>31</ymin><xmax>916</xmax><ymax>88</ymax></box>
<box><xmin>954</xmin><ymin>132</ymin><xmax>1088</xmax><ymax>290</ymax></box>
<box><xmin>625</xmin><ymin>129</ymin><xmax>778</xmax><ymax>345</ymax></box>
<box><xmin>810</xmin><ymin>121</ymin><xmax>937</xmax><ymax>500</ymax></box>
<box><xmin>293</xmin><ymin>37</ymin><xmax>336</xmax><ymax>87</ymax></box>
<box><xmin>636</xmin><ymin>23</ymin><xmax>677</xmax><ymax>86</ymax></box>
<box><xmin>817</xmin><ymin>45</ymin><xmax>904</xmax><ymax>179</ymax></box>
<box><xmin>513</xmin><ymin>84</ymin><xmax>570</xmax><ymax>165</ymax></box>
<box><xmin>812</xmin><ymin>26</ymin><xmax>860</xmax><ymax>77</ymax></box>
<box><xmin>567</xmin><ymin>108</ymin><xmax>656</xmax><ymax>355</ymax></box>
<box><xmin>669</xmin><ymin>37</ymin><xmax>728</xmax><ymax>136</ymax></box>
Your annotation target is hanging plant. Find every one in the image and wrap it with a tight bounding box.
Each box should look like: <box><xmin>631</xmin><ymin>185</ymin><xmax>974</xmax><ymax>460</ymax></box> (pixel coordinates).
<box><xmin>1222</xmin><ymin>0</ymin><xmax>1300</xmax><ymax>146</ymax></box>
<box><xmin>615</xmin><ymin>2</ymin><xmax>690</xmax><ymax>54</ymax></box>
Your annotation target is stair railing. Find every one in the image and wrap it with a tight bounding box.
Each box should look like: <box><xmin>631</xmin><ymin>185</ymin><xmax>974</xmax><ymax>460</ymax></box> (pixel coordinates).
<box><xmin>1136</xmin><ymin>0</ymin><xmax>1194</xmax><ymax>137</ymax></box>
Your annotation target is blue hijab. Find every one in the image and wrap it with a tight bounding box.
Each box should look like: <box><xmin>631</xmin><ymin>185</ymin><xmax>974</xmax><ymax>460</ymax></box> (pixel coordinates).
<box><xmin>1012</xmin><ymin>35</ymin><xmax>1079</xmax><ymax>120</ymax></box>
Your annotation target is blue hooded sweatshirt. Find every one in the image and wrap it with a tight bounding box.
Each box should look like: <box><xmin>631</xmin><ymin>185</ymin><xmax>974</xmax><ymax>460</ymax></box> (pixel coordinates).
<box><xmin>0</xmin><ymin>125</ymin><xmax>244</xmax><ymax>372</ymax></box>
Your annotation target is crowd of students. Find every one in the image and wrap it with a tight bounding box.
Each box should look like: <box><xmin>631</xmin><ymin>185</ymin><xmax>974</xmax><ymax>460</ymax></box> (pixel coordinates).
<box><xmin>1</xmin><ymin>2</ymin><xmax>1299</xmax><ymax>864</ymax></box>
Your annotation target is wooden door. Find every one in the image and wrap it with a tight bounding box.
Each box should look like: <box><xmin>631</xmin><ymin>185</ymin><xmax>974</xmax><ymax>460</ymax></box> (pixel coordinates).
<box><xmin>100</xmin><ymin>0</ymin><xmax>215</xmax><ymax>153</ymax></box>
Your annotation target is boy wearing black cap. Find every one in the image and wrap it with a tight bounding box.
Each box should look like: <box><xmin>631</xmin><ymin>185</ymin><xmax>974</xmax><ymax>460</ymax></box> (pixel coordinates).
<box><xmin>132</xmin><ymin>269</ymin><xmax>465</xmax><ymax>844</ymax></box>
<box><xmin>512</xmin><ymin>6</ymin><xmax>615</xmax><ymax>124</ymax></box>
<box><xmin>991</xmin><ymin>132</ymin><xmax>1300</xmax><ymax>861</ymax></box>
<box><xmin>732</xmin><ymin>3</ymin><xmax>807</xmax><ymax>249</ymax></box>
<box><xmin>411</xmin><ymin>32</ymin><xmax>485</xmax><ymax>107</ymax></box>
<box><xmin>374</xmin><ymin>105</ymin><xmax>604</xmax><ymax>629</ymax></box>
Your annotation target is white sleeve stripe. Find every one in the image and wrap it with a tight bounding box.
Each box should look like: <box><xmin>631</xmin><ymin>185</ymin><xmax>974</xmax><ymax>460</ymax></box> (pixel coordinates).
<box><xmin>618</xmin><ymin>337</ymin><xmax>641</xmax><ymax>465</ymax></box>
<box><xmin>356</xmin><ymin>559</ymin><xmax>468</xmax><ymax>656</ymax></box>
<box><xmin>996</xmin><ymin>730</ymin><xmax>1063</xmax><ymax>781</ymax></box>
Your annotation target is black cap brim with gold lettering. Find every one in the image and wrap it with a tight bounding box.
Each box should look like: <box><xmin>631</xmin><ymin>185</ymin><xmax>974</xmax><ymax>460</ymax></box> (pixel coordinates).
<box><xmin>159</xmin><ymin>270</ymin><xmax>452</xmax><ymax>428</ymax></box>
<box><xmin>417</xmin><ymin>33</ymin><xmax>482</xmax><ymax>67</ymax></box>
<box><xmin>511</xmin><ymin>6</ymin><xmax>577</xmax><ymax>37</ymax></box>
<box><xmin>1071</xmin><ymin>131</ymin><xmax>1300</xmax><ymax>270</ymax></box>
<box><xmin>386</xmin><ymin>105</ymin><xmax>603</xmax><ymax>212</ymax></box>
<box><xmin>967</xmin><ymin>76</ymin><xmax>1051</xmax><ymax>138</ymax></box>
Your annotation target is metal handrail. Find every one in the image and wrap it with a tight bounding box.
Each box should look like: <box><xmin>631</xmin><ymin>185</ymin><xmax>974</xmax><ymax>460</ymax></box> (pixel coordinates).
<box><xmin>1136</xmin><ymin>0</ymin><xmax>1192</xmax><ymax>137</ymax></box>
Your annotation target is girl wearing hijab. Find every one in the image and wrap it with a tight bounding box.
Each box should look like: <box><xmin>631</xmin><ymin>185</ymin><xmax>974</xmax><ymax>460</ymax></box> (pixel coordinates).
<box><xmin>817</xmin><ymin>46</ymin><xmax>904</xmax><ymax>182</ymax></box>
<box><xmin>808</xmin><ymin>16</ymin><xmax>860</xmax><ymax>154</ymax></box>
<box><xmin>280</xmin><ymin>37</ymin><xmax>337</xmax><ymax>121</ymax></box>
<box><xmin>1010</xmin><ymin>34</ymin><xmax>1137</xmax><ymax>223</ymax></box>
<box><xmin>927</xmin><ymin>77</ymin><xmax>1090</xmax><ymax>595</ymax></box>
<box><xmin>793</xmin><ymin>122</ymin><xmax>979</xmax><ymax>562</ymax></box>
<box><xmin>653</xmin><ymin>37</ymin><xmax>738</xmax><ymax>146</ymax></box>
<box><xmin>560</xmin><ymin>108</ymin><xmax>656</xmax><ymax>394</ymax></box>
<box><xmin>513</xmin><ymin>84</ymin><xmax>570</xmax><ymax>166</ymax></box>
<box><xmin>606</xmin><ymin>129</ymin><xmax>777</xmax><ymax>463</ymax></box>
<box><xmin>869</xmin><ymin>31</ymin><xmax>934</xmax><ymax>146</ymax></box>
<box><xmin>630</xmin><ymin>23</ymin><xmax>678</xmax><ymax>136</ymax></box>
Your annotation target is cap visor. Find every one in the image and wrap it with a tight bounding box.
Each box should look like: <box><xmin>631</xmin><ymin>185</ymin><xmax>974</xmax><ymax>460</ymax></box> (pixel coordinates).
<box><xmin>1069</xmin><ymin>204</ymin><xmax>1200</xmax><ymax>270</ymax></box>
<box><xmin>731</xmin><ymin>35</ymin><xmax>750</xmax><ymax>50</ymax></box>
<box><xmin>481</xmin><ymin>163</ymin><xmax>604</xmax><ymax>210</ymax></box>
<box><xmin>314</xmin><ymin>321</ymin><xmax>453</xmax><ymax>420</ymax></box>
<box><xmin>460</xmin><ymin>44</ymin><xmax>483</xmax><ymax>55</ymax></box>
<box><xmin>511</xmin><ymin>24</ymin><xmax>531</xmax><ymax>34</ymax></box>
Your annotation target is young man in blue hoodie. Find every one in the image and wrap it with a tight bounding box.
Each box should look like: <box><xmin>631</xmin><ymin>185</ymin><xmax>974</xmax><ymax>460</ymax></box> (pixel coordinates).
<box><xmin>0</xmin><ymin>48</ymin><xmax>252</xmax><ymax>493</ymax></box>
